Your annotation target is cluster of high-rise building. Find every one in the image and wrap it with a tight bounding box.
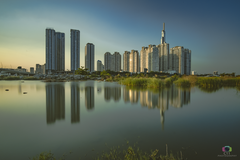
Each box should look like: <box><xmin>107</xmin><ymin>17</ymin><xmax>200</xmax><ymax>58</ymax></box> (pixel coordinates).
<box><xmin>45</xmin><ymin>28</ymin><xmax>96</xmax><ymax>74</ymax></box>
<box><xmin>123</xmin><ymin>23</ymin><xmax>191</xmax><ymax>75</ymax></box>
<box><xmin>43</xmin><ymin>23</ymin><xmax>190</xmax><ymax>75</ymax></box>
<box><xmin>45</xmin><ymin>28</ymin><xmax>65</xmax><ymax>74</ymax></box>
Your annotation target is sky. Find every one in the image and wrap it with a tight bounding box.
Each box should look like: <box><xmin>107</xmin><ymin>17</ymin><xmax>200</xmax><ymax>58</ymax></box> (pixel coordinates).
<box><xmin>0</xmin><ymin>0</ymin><xmax>240</xmax><ymax>74</ymax></box>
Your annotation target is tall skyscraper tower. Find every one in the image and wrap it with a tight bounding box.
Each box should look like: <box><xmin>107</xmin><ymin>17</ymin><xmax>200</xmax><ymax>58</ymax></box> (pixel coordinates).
<box><xmin>158</xmin><ymin>23</ymin><xmax>169</xmax><ymax>72</ymax></box>
<box><xmin>55</xmin><ymin>32</ymin><xmax>65</xmax><ymax>72</ymax></box>
<box><xmin>161</xmin><ymin>23</ymin><xmax>166</xmax><ymax>44</ymax></box>
<box><xmin>70</xmin><ymin>29</ymin><xmax>80</xmax><ymax>72</ymax></box>
<box><xmin>123</xmin><ymin>51</ymin><xmax>130</xmax><ymax>72</ymax></box>
<box><xmin>129</xmin><ymin>50</ymin><xmax>139</xmax><ymax>73</ymax></box>
<box><xmin>46</xmin><ymin>28</ymin><xmax>65</xmax><ymax>74</ymax></box>
<box><xmin>46</xmin><ymin>28</ymin><xmax>55</xmax><ymax>74</ymax></box>
<box><xmin>112</xmin><ymin>52</ymin><xmax>121</xmax><ymax>72</ymax></box>
<box><xmin>104</xmin><ymin>52</ymin><xmax>112</xmax><ymax>71</ymax></box>
<box><xmin>85</xmin><ymin>43</ymin><xmax>95</xmax><ymax>72</ymax></box>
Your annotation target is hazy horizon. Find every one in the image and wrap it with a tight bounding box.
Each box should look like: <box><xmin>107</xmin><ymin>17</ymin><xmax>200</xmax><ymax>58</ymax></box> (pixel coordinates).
<box><xmin>0</xmin><ymin>0</ymin><xmax>240</xmax><ymax>74</ymax></box>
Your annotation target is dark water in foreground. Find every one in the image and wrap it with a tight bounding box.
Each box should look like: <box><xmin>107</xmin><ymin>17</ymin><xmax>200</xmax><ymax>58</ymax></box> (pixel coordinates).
<box><xmin>0</xmin><ymin>80</ymin><xmax>239</xmax><ymax>160</ymax></box>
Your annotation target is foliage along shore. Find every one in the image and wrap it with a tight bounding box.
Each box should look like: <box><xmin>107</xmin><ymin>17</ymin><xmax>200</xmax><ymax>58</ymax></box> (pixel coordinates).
<box><xmin>1</xmin><ymin>66</ymin><xmax>240</xmax><ymax>89</ymax></box>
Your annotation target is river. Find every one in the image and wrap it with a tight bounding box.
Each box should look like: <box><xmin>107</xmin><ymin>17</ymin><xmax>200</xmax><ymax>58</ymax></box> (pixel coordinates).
<box><xmin>0</xmin><ymin>80</ymin><xmax>239</xmax><ymax>160</ymax></box>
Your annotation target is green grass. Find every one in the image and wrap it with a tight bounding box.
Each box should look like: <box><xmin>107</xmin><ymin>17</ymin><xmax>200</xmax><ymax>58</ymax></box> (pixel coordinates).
<box><xmin>119</xmin><ymin>77</ymin><xmax>173</xmax><ymax>88</ymax></box>
<box><xmin>174</xmin><ymin>78</ymin><xmax>191</xmax><ymax>87</ymax></box>
<box><xmin>196</xmin><ymin>77</ymin><xmax>240</xmax><ymax>87</ymax></box>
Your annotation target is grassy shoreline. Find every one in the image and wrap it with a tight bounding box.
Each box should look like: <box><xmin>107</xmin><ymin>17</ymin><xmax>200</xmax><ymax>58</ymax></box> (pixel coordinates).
<box><xmin>1</xmin><ymin>75</ymin><xmax>240</xmax><ymax>89</ymax></box>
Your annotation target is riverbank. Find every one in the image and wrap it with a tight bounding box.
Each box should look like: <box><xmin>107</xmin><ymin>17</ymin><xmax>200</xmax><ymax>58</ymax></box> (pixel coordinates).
<box><xmin>1</xmin><ymin>75</ymin><xmax>240</xmax><ymax>89</ymax></box>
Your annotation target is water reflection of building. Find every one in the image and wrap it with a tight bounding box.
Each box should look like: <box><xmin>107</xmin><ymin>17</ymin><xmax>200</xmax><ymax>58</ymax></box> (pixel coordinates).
<box><xmin>123</xmin><ymin>87</ymin><xmax>130</xmax><ymax>103</ymax></box>
<box><xmin>104</xmin><ymin>87</ymin><xmax>121</xmax><ymax>102</ymax></box>
<box><xmin>85</xmin><ymin>86</ymin><xmax>94</xmax><ymax>110</ymax></box>
<box><xmin>123</xmin><ymin>88</ymin><xmax>139</xmax><ymax>104</ymax></box>
<box><xmin>71</xmin><ymin>83</ymin><xmax>80</xmax><ymax>123</ymax></box>
<box><xmin>123</xmin><ymin>85</ymin><xmax>191</xmax><ymax>130</ymax></box>
<box><xmin>46</xmin><ymin>84</ymin><xmax>65</xmax><ymax>124</ymax></box>
<box><xmin>169</xmin><ymin>86</ymin><xmax>190</xmax><ymax>108</ymax></box>
<box><xmin>129</xmin><ymin>89</ymin><xmax>139</xmax><ymax>104</ymax></box>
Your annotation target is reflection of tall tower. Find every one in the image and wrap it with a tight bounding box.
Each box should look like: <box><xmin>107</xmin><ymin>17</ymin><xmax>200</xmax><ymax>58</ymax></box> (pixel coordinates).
<box><xmin>112</xmin><ymin>87</ymin><xmax>121</xmax><ymax>102</ymax></box>
<box><xmin>104</xmin><ymin>87</ymin><xmax>121</xmax><ymax>102</ymax></box>
<box><xmin>123</xmin><ymin>87</ymin><xmax>130</xmax><ymax>103</ymax></box>
<box><xmin>104</xmin><ymin>87</ymin><xmax>111</xmax><ymax>102</ymax></box>
<box><xmin>158</xmin><ymin>88</ymin><xmax>169</xmax><ymax>130</ymax></box>
<box><xmin>129</xmin><ymin>89</ymin><xmax>139</xmax><ymax>104</ymax></box>
<box><xmin>71</xmin><ymin>83</ymin><xmax>80</xmax><ymax>123</ymax></box>
<box><xmin>46</xmin><ymin>84</ymin><xmax>65</xmax><ymax>124</ymax></box>
<box><xmin>169</xmin><ymin>85</ymin><xmax>191</xmax><ymax>108</ymax></box>
<box><xmin>85</xmin><ymin>86</ymin><xmax>94</xmax><ymax>110</ymax></box>
<box><xmin>140</xmin><ymin>91</ymin><xmax>148</xmax><ymax>107</ymax></box>
<box><xmin>160</xmin><ymin>109</ymin><xmax>165</xmax><ymax>130</ymax></box>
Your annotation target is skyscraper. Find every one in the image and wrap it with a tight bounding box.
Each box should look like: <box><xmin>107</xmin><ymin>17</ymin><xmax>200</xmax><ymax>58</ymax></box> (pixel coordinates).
<box><xmin>46</xmin><ymin>28</ymin><xmax>55</xmax><ymax>74</ymax></box>
<box><xmin>104</xmin><ymin>52</ymin><xmax>121</xmax><ymax>72</ymax></box>
<box><xmin>169</xmin><ymin>46</ymin><xmax>191</xmax><ymax>75</ymax></box>
<box><xmin>55</xmin><ymin>32</ymin><xmax>65</xmax><ymax>72</ymax></box>
<box><xmin>104</xmin><ymin>52</ymin><xmax>112</xmax><ymax>71</ymax></box>
<box><xmin>46</xmin><ymin>28</ymin><xmax>65</xmax><ymax>74</ymax></box>
<box><xmin>129</xmin><ymin>50</ymin><xmax>139</xmax><ymax>73</ymax></box>
<box><xmin>97</xmin><ymin>60</ymin><xmax>104</xmax><ymax>71</ymax></box>
<box><xmin>158</xmin><ymin>23</ymin><xmax>169</xmax><ymax>72</ymax></box>
<box><xmin>148</xmin><ymin>45</ymin><xmax>159</xmax><ymax>72</ymax></box>
<box><xmin>112</xmin><ymin>52</ymin><xmax>121</xmax><ymax>72</ymax></box>
<box><xmin>70</xmin><ymin>29</ymin><xmax>80</xmax><ymax>72</ymax></box>
<box><xmin>123</xmin><ymin>51</ymin><xmax>130</xmax><ymax>72</ymax></box>
<box><xmin>140</xmin><ymin>47</ymin><xmax>149</xmax><ymax>72</ymax></box>
<box><xmin>85</xmin><ymin>43</ymin><xmax>95</xmax><ymax>72</ymax></box>
<box><xmin>140</xmin><ymin>45</ymin><xmax>159</xmax><ymax>72</ymax></box>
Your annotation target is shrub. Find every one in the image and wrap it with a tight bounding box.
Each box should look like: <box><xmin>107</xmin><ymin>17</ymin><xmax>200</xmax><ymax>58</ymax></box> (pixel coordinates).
<box><xmin>3</xmin><ymin>76</ymin><xmax>20</xmax><ymax>80</ymax></box>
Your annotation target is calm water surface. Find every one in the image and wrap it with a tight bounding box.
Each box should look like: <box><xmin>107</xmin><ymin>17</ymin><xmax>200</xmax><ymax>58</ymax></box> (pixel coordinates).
<box><xmin>0</xmin><ymin>80</ymin><xmax>239</xmax><ymax>160</ymax></box>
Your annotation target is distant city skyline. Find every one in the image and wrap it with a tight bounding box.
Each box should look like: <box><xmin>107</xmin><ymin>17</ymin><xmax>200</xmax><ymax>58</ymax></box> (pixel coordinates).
<box><xmin>0</xmin><ymin>0</ymin><xmax>240</xmax><ymax>74</ymax></box>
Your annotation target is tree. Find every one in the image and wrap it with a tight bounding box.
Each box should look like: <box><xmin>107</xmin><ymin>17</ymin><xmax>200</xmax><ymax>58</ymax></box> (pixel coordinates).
<box><xmin>75</xmin><ymin>66</ymin><xmax>89</xmax><ymax>75</ymax></box>
<box><xmin>100</xmin><ymin>70</ymin><xmax>110</xmax><ymax>76</ymax></box>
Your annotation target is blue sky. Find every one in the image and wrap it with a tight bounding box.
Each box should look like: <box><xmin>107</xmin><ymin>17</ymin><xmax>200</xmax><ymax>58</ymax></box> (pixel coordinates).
<box><xmin>0</xmin><ymin>0</ymin><xmax>239</xmax><ymax>74</ymax></box>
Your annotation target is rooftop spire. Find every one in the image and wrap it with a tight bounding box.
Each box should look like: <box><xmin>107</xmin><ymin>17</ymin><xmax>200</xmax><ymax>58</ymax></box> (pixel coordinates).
<box><xmin>161</xmin><ymin>23</ymin><xmax>166</xmax><ymax>44</ymax></box>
